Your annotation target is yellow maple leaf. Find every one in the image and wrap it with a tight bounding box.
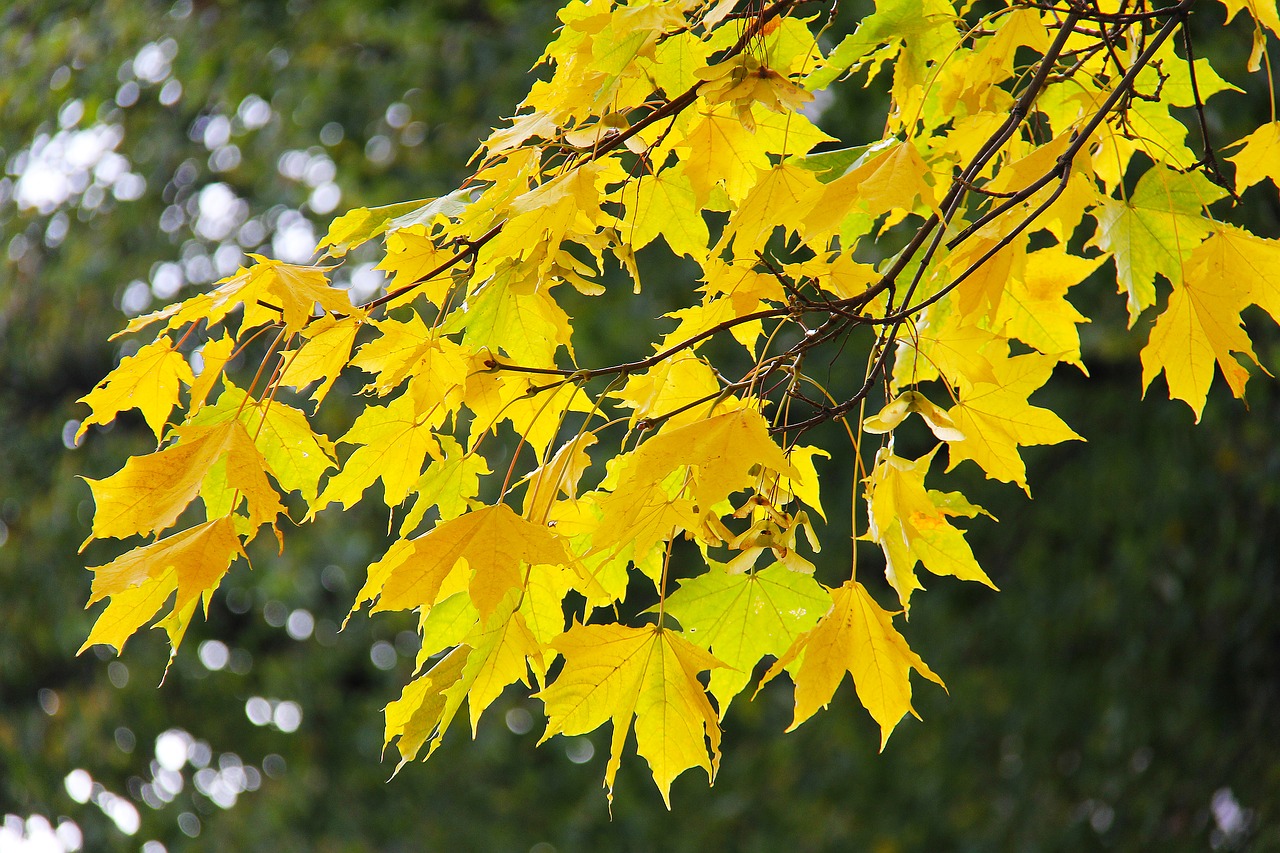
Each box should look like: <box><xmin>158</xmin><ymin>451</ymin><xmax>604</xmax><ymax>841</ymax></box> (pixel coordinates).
<box><xmin>995</xmin><ymin>248</ymin><xmax>1101</xmax><ymax>369</ymax></box>
<box><xmin>719</xmin><ymin>162</ymin><xmax>823</xmax><ymax>258</ymax></box>
<box><xmin>314</xmin><ymin>392</ymin><xmax>441</xmax><ymax>511</ymax></box>
<box><xmin>594</xmin><ymin>408</ymin><xmax>798</xmax><ymax>558</ymax></box>
<box><xmin>1228</xmin><ymin>122</ymin><xmax>1280</xmax><ymax>192</ymax></box>
<box><xmin>77</xmin><ymin>338</ymin><xmax>194</xmax><ymax>442</ymax></box>
<box><xmin>946</xmin><ymin>352</ymin><xmax>1083</xmax><ymax>491</ymax></box>
<box><xmin>316</xmin><ymin>197</ymin><xmax>436</xmax><ymax>259</ymax></box>
<box><xmin>191</xmin><ymin>383</ymin><xmax>338</xmax><ymax>506</ymax></box>
<box><xmin>80</xmin><ymin>517</ymin><xmax>244</xmax><ymax>654</ymax></box>
<box><xmin>804</xmin><ymin>140</ymin><xmax>939</xmax><ymax>241</ymax></box>
<box><xmin>623</xmin><ymin>162</ymin><xmax>709</xmax><ymax>261</ymax></box>
<box><xmin>539</xmin><ymin>623</ymin><xmax>725</xmax><ymax>807</ymax></box>
<box><xmin>84</xmin><ymin>420</ymin><xmax>283</xmax><ymax>543</ymax></box>
<box><xmin>612</xmin><ymin>354</ymin><xmax>724</xmax><ymax>430</ymax></box>
<box><xmin>399</xmin><ymin>435</ymin><xmax>491</xmax><ymax>535</ymax></box>
<box><xmin>1193</xmin><ymin>226</ymin><xmax>1280</xmax><ymax>324</ymax></box>
<box><xmin>1140</xmin><ymin>234</ymin><xmax>1258</xmax><ymax>419</ymax></box>
<box><xmin>761</xmin><ymin>581</ymin><xmax>945</xmax><ymax>749</ymax></box>
<box><xmin>277</xmin><ymin>315</ymin><xmax>361</xmax><ymax>407</ymax></box>
<box><xmin>353</xmin><ymin>503</ymin><xmax>571</xmax><ymax>620</ymax></box>
<box><xmin>521</xmin><ymin>434</ymin><xmax>597</xmax><ymax>525</ymax></box>
<box><xmin>119</xmin><ymin>255</ymin><xmax>363</xmax><ymax>338</ymax></box>
<box><xmin>189</xmin><ymin>334</ymin><xmax>235</xmax><ymax>413</ymax></box>
<box><xmin>892</xmin><ymin>307</ymin><xmax>1003</xmax><ymax>391</ymax></box>
<box><xmin>350</xmin><ymin>315</ymin><xmax>469</xmax><ymax>404</ymax></box>
<box><xmin>679</xmin><ymin>108</ymin><xmax>771</xmax><ymax>206</ymax></box>
<box><xmin>375</xmin><ymin>224</ymin><xmax>455</xmax><ymax>306</ymax></box>
<box><xmin>1216</xmin><ymin>0</ymin><xmax>1280</xmax><ymax>70</ymax></box>
<box><xmin>383</xmin><ymin>646</ymin><xmax>469</xmax><ymax>769</ymax></box>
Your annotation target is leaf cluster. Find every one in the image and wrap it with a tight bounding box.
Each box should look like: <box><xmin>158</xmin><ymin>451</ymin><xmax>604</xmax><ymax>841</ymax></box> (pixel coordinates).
<box><xmin>75</xmin><ymin>0</ymin><xmax>1280</xmax><ymax>804</ymax></box>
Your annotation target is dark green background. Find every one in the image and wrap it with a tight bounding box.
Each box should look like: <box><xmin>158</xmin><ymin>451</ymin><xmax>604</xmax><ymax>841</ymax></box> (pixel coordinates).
<box><xmin>2</xmin><ymin>1</ymin><xmax>1276</xmax><ymax>849</ymax></box>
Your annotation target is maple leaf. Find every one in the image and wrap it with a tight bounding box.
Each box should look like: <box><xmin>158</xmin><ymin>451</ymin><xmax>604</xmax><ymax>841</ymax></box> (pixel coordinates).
<box><xmin>762</xmin><ymin>581</ymin><xmax>945</xmax><ymax>748</ymax></box>
<box><xmin>1228</xmin><ymin>122</ymin><xmax>1280</xmax><ymax>192</ymax></box>
<box><xmin>191</xmin><ymin>383</ymin><xmax>338</xmax><ymax>506</ymax></box>
<box><xmin>594</xmin><ymin>408</ymin><xmax>798</xmax><ymax>558</ymax></box>
<box><xmin>995</xmin><ymin>248</ymin><xmax>1101</xmax><ymax>369</ymax></box>
<box><xmin>353</xmin><ymin>503</ymin><xmax>571</xmax><ymax>621</ymax></box>
<box><xmin>679</xmin><ymin>108</ymin><xmax>771</xmax><ymax>206</ymax></box>
<box><xmin>1089</xmin><ymin>166</ymin><xmax>1227</xmax><ymax>323</ymax></box>
<box><xmin>72</xmin><ymin>0</ymin><xmax>1280</xmax><ymax>807</ymax></box>
<box><xmin>1140</xmin><ymin>232</ymin><xmax>1259</xmax><ymax>419</ymax></box>
<box><xmin>120</xmin><ymin>255</ymin><xmax>364</xmax><ymax>338</ymax></box>
<box><xmin>78</xmin><ymin>338</ymin><xmax>194</xmax><ymax>442</ymax></box>
<box><xmin>81</xmin><ymin>517</ymin><xmax>244</xmax><ymax>654</ymax></box>
<box><xmin>539</xmin><ymin>623</ymin><xmax>725</xmax><ymax>807</ymax></box>
<box><xmin>383</xmin><ymin>646</ymin><xmax>469</xmax><ymax>769</ymax></box>
<box><xmin>623</xmin><ymin>162</ymin><xmax>710</xmax><ymax>261</ymax></box>
<box><xmin>277</xmin><ymin>315</ymin><xmax>362</xmax><ymax>407</ymax></box>
<box><xmin>314</xmin><ymin>392</ymin><xmax>442</xmax><ymax>511</ymax></box>
<box><xmin>865</xmin><ymin>446</ymin><xmax>996</xmax><ymax>608</ymax></box>
<box><xmin>316</xmin><ymin>197</ymin><xmax>436</xmax><ymax>259</ymax></box>
<box><xmin>946</xmin><ymin>353</ymin><xmax>1083</xmax><ymax>492</ymax></box>
<box><xmin>84</xmin><ymin>419</ymin><xmax>283</xmax><ymax>543</ymax></box>
<box><xmin>399</xmin><ymin>435</ymin><xmax>492</xmax><ymax>535</ymax></box>
<box><xmin>665</xmin><ymin>561</ymin><xmax>827</xmax><ymax>714</ymax></box>
<box><xmin>189</xmin><ymin>335</ymin><xmax>235</xmax><ymax>412</ymax></box>
<box><xmin>350</xmin><ymin>315</ymin><xmax>469</xmax><ymax>406</ymax></box>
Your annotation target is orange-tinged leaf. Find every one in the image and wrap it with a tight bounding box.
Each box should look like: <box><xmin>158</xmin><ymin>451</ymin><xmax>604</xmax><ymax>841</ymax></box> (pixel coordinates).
<box><xmin>762</xmin><ymin>581</ymin><xmax>944</xmax><ymax>749</ymax></box>
<box><xmin>85</xmin><ymin>420</ymin><xmax>283</xmax><ymax>542</ymax></box>
<box><xmin>77</xmin><ymin>338</ymin><xmax>194</xmax><ymax>442</ymax></box>
<box><xmin>80</xmin><ymin>517</ymin><xmax>244</xmax><ymax>654</ymax></box>
<box><xmin>521</xmin><ymin>434</ymin><xmax>597</xmax><ymax>525</ymax></box>
<box><xmin>539</xmin><ymin>623</ymin><xmax>725</xmax><ymax>807</ymax></box>
<box><xmin>865</xmin><ymin>447</ymin><xmax>995</xmax><ymax>608</ymax></box>
<box><xmin>354</xmin><ymin>504</ymin><xmax>571</xmax><ymax>620</ymax></box>
<box><xmin>193</xmin><ymin>384</ymin><xmax>338</xmax><ymax>506</ymax></box>
<box><xmin>594</xmin><ymin>408</ymin><xmax>797</xmax><ymax>557</ymax></box>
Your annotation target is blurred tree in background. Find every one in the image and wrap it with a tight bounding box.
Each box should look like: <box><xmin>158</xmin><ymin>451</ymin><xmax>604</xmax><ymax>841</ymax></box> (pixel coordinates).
<box><xmin>1</xmin><ymin>1</ymin><xmax>1277</xmax><ymax>850</ymax></box>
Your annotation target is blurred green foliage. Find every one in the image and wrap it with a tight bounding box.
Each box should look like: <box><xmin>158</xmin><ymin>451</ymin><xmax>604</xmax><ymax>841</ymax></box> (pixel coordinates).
<box><xmin>1</xmin><ymin>1</ymin><xmax>1277</xmax><ymax>850</ymax></box>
